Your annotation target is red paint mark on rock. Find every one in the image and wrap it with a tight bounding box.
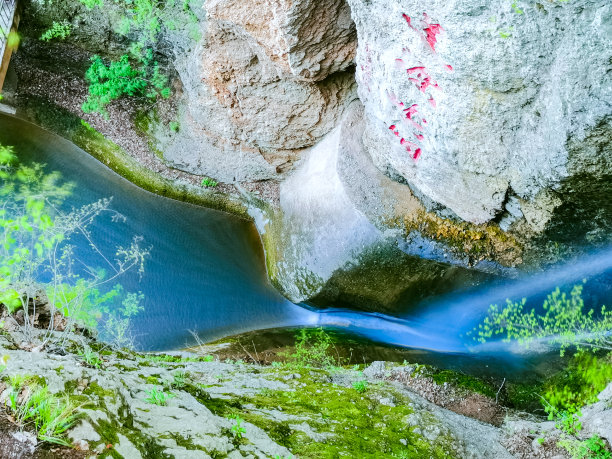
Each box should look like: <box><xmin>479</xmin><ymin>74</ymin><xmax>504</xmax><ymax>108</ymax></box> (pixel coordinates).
<box><xmin>407</xmin><ymin>67</ymin><xmax>439</xmax><ymax>93</ymax></box>
<box><xmin>402</xmin><ymin>12</ymin><xmax>444</xmax><ymax>53</ymax></box>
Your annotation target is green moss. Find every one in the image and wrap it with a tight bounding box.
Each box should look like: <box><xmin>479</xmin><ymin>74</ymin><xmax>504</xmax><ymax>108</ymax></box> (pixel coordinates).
<box><xmin>83</xmin><ymin>381</ymin><xmax>117</xmax><ymax>400</ymax></box>
<box><xmin>88</xmin><ymin>392</ymin><xmax>171</xmax><ymax>458</ymax></box>
<box><xmin>191</xmin><ymin>370</ymin><xmax>460</xmax><ymax>458</ymax></box>
<box><xmin>132</xmin><ymin>110</ymin><xmax>165</xmax><ymax>159</ymax></box>
<box><xmin>143</xmin><ymin>375</ymin><xmax>161</xmax><ymax>385</ymax></box>
<box><xmin>17</xmin><ymin>95</ymin><xmax>249</xmax><ymax>218</ymax></box>
<box><xmin>397</xmin><ymin>209</ymin><xmax>524</xmax><ymax>266</ymax></box>
<box><xmin>430</xmin><ymin>369</ymin><xmax>497</xmax><ymax>399</ymax></box>
<box><xmin>169</xmin><ymin>433</ymin><xmax>209</xmax><ymax>452</ymax></box>
<box><xmin>182</xmin><ymin>383</ymin><xmax>243</xmax><ymax>416</ymax></box>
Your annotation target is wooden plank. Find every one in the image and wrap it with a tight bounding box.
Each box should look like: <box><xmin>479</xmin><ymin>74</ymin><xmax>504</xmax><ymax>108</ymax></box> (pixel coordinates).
<box><xmin>0</xmin><ymin>0</ymin><xmax>19</xmax><ymax>93</ymax></box>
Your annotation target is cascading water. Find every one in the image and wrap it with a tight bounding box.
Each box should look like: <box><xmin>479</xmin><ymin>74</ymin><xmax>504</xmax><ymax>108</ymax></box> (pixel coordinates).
<box><xmin>1</xmin><ymin>112</ymin><xmax>610</xmax><ymax>375</ymax></box>
<box><xmin>313</xmin><ymin>247</ymin><xmax>612</xmax><ymax>355</ymax></box>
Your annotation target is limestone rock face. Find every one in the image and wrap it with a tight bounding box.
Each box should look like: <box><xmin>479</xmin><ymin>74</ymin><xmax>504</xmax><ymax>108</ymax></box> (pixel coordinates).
<box><xmin>259</xmin><ymin>102</ymin><xmax>493</xmax><ymax>309</ymax></box>
<box><xmin>346</xmin><ymin>0</ymin><xmax>611</xmax><ymax>224</ymax></box>
<box><xmin>206</xmin><ymin>0</ymin><xmax>356</xmax><ymax>82</ymax></box>
<box><xmin>162</xmin><ymin>0</ymin><xmax>358</xmax><ymax>181</ymax></box>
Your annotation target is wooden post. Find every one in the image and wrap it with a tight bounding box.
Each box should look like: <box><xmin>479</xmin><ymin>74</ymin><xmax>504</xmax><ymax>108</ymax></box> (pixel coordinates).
<box><xmin>0</xmin><ymin>0</ymin><xmax>19</xmax><ymax>93</ymax></box>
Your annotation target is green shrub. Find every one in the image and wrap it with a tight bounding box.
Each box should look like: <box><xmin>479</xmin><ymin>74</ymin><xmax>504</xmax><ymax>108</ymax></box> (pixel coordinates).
<box><xmin>283</xmin><ymin>328</ymin><xmax>339</xmax><ymax>369</ymax></box>
<box><xmin>544</xmin><ymin>352</ymin><xmax>612</xmax><ymax>415</ymax></box>
<box><xmin>82</xmin><ymin>52</ymin><xmax>170</xmax><ymax>118</ymax></box>
<box><xmin>40</xmin><ymin>21</ymin><xmax>71</xmax><ymax>41</ymax></box>
<box><xmin>352</xmin><ymin>380</ymin><xmax>368</xmax><ymax>393</ymax></box>
<box><xmin>473</xmin><ymin>284</ymin><xmax>612</xmax><ymax>356</ymax></box>
<box><xmin>201</xmin><ymin>177</ymin><xmax>218</xmax><ymax>188</ymax></box>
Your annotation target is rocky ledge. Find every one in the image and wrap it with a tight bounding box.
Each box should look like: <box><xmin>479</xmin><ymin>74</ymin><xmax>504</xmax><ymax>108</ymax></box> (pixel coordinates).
<box><xmin>0</xmin><ymin>320</ymin><xmax>611</xmax><ymax>458</ymax></box>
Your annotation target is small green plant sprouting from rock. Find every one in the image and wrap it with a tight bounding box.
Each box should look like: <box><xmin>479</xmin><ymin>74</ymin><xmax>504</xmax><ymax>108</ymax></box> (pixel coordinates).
<box><xmin>144</xmin><ymin>387</ymin><xmax>175</xmax><ymax>406</ymax></box>
<box><xmin>40</xmin><ymin>21</ymin><xmax>72</xmax><ymax>41</ymax></box>
<box><xmin>282</xmin><ymin>327</ymin><xmax>340</xmax><ymax>369</ymax></box>
<box><xmin>510</xmin><ymin>1</ymin><xmax>524</xmax><ymax>14</ymax></box>
<box><xmin>228</xmin><ymin>414</ymin><xmax>246</xmax><ymax>439</ymax></box>
<box><xmin>171</xmin><ymin>370</ymin><xmax>187</xmax><ymax>389</ymax></box>
<box><xmin>498</xmin><ymin>27</ymin><xmax>514</xmax><ymax>39</ymax></box>
<box><xmin>0</xmin><ymin>354</ymin><xmax>9</xmax><ymax>373</ymax></box>
<box><xmin>201</xmin><ymin>177</ymin><xmax>219</xmax><ymax>188</ymax></box>
<box><xmin>352</xmin><ymin>379</ymin><xmax>368</xmax><ymax>393</ymax></box>
<box><xmin>169</xmin><ymin>121</ymin><xmax>180</xmax><ymax>132</ymax></box>
<box><xmin>5</xmin><ymin>375</ymin><xmax>82</xmax><ymax>445</ymax></box>
<box><xmin>78</xmin><ymin>346</ymin><xmax>104</xmax><ymax>369</ymax></box>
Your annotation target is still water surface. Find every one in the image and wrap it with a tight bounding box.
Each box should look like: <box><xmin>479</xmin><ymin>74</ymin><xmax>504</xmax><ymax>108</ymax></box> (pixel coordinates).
<box><xmin>0</xmin><ymin>113</ymin><xmax>313</xmax><ymax>350</ymax></box>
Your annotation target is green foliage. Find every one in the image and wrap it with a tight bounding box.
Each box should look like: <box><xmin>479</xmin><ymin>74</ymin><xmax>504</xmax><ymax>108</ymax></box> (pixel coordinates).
<box><xmin>537</xmin><ymin>353</ymin><xmax>612</xmax><ymax>457</ymax></box>
<box><xmin>78</xmin><ymin>0</ymin><xmax>202</xmax><ymax>115</ymax></box>
<box><xmin>78</xmin><ymin>346</ymin><xmax>104</xmax><ymax>369</ymax></box>
<box><xmin>200</xmin><ymin>177</ymin><xmax>218</xmax><ymax>188</ymax></box>
<box><xmin>473</xmin><ymin>284</ymin><xmax>612</xmax><ymax>356</ymax></box>
<box><xmin>544</xmin><ymin>352</ymin><xmax>612</xmax><ymax>415</ymax></box>
<box><xmin>82</xmin><ymin>52</ymin><xmax>169</xmax><ymax>118</ymax></box>
<box><xmin>79</xmin><ymin>0</ymin><xmax>103</xmax><ymax>8</ymax></box>
<box><xmin>144</xmin><ymin>387</ymin><xmax>175</xmax><ymax>406</ymax></box>
<box><xmin>0</xmin><ymin>142</ymin><xmax>148</xmax><ymax>347</ymax></box>
<box><xmin>352</xmin><ymin>379</ymin><xmax>368</xmax><ymax>393</ymax></box>
<box><xmin>40</xmin><ymin>21</ymin><xmax>72</xmax><ymax>41</ymax></box>
<box><xmin>474</xmin><ymin>285</ymin><xmax>612</xmax><ymax>457</ymax></box>
<box><xmin>5</xmin><ymin>375</ymin><xmax>82</xmax><ymax>445</ymax></box>
<box><xmin>559</xmin><ymin>434</ymin><xmax>612</xmax><ymax>459</ymax></box>
<box><xmin>170</xmin><ymin>370</ymin><xmax>187</xmax><ymax>389</ymax></box>
<box><xmin>229</xmin><ymin>414</ymin><xmax>246</xmax><ymax>439</ymax></box>
<box><xmin>169</xmin><ymin>121</ymin><xmax>180</xmax><ymax>132</ymax></box>
<box><xmin>579</xmin><ymin>436</ymin><xmax>611</xmax><ymax>459</ymax></box>
<box><xmin>283</xmin><ymin>328</ymin><xmax>339</xmax><ymax>369</ymax></box>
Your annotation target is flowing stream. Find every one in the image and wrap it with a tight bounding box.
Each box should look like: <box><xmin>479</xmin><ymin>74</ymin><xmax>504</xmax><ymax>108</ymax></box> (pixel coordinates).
<box><xmin>1</xmin><ymin>113</ymin><xmax>611</xmax><ymax>375</ymax></box>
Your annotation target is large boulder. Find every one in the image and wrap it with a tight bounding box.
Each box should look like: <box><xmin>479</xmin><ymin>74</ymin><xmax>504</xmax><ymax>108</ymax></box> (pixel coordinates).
<box><xmin>160</xmin><ymin>0</ymin><xmax>358</xmax><ymax>181</ymax></box>
<box><xmin>346</xmin><ymin>0</ymin><xmax>611</xmax><ymax>227</ymax></box>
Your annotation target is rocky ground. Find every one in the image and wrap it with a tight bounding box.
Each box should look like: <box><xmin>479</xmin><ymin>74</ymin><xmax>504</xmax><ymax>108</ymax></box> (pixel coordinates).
<box><xmin>0</xmin><ymin>316</ymin><xmax>611</xmax><ymax>458</ymax></box>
